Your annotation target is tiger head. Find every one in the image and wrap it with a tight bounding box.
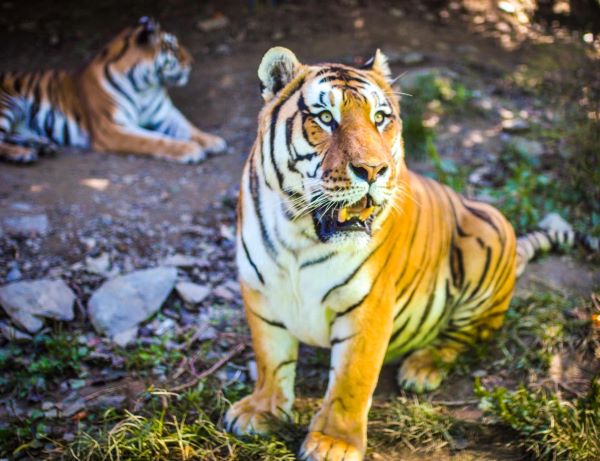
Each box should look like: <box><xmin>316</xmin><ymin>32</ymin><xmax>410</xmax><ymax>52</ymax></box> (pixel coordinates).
<box><xmin>99</xmin><ymin>17</ymin><xmax>193</xmax><ymax>88</ymax></box>
<box><xmin>257</xmin><ymin>47</ymin><xmax>406</xmax><ymax>246</ymax></box>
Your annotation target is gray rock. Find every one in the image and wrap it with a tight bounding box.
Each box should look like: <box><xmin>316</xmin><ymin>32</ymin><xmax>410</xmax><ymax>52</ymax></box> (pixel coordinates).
<box><xmin>538</xmin><ymin>213</ymin><xmax>573</xmax><ymax>234</ymax></box>
<box><xmin>6</xmin><ymin>266</ymin><xmax>22</xmax><ymax>282</ymax></box>
<box><xmin>176</xmin><ymin>281</ymin><xmax>211</xmax><ymax>304</ymax></box>
<box><xmin>162</xmin><ymin>254</ymin><xmax>204</xmax><ymax>268</ymax></box>
<box><xmin>113</xmin><ymin>326</ymin><xmax>138</xmax><ymax>347</ymax></box>
<box><xmin>2</xmin><ymin>214</ymin><xmax>49</xmax><ymax>236</ymax></box>
<box><xmin>502</xmin><ymin>118</ymin><xmax>530</xmax><ymax>133</ymax></box>
<box><xmin>400</xmin><ymin>51</ymin><xmax>425</xmax><ymax>65</ymax></box>
<box><xmin>88</xmin><ymin>267</ymin><xmax>177</xmax><ymax>339</ymax></box>
<box><xmin>397</xmin><ymin>67</ymin><xmax>458</xmax><ymax>93</ymax></box>
<box><xmin>85</xmin><ymin>252</ymin><xmax>115</xmax><ymax>276</ymax></box>
<box><xmin>0</xmin><ymin>320</ymin><xmax>32</xmax><ymax>342</ymax></box>
<box><xmin>0</xmin><ymin>279</ymin><xmax>75</xmax><ymax>333</ymax></box>
<box><xmin>510</xmin><ymin>137</ymin><xmax>544</xmax><ymax>157</ymax></box>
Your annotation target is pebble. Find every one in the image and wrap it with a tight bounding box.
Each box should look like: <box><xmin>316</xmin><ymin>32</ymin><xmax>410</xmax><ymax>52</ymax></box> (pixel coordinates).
<box><xmin>176</xmin><ymin>281</ymin><xmax>211</xmax><ymax>304</ymax></box>
<box><xmin>501</xmin><ymin>118</ymin><xmax>530</xmax><ymax>133</ymax></box>
<box><xmin>0</xmin><ymin>279</ymin><xmax>75</xmax><ymax>333</ymax></box>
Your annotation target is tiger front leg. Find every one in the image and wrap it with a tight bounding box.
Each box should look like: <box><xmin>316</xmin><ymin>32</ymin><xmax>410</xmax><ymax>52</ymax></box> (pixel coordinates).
<box><xmin>300</xmin><ymin>301</ymin><xmax>394</xmax><ymax>461</ymax></box>
<box><xmin>225</xmin><ymin>283</ymin><xmax>298</xmax><ymax>436</ymax></box>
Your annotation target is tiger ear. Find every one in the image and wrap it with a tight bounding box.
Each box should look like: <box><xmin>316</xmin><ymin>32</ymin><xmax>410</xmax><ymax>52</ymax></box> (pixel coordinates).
<box><xmin>363</xmin><ymin>49</ymin><xmax>391</xmax><ymax>80</ymax></box>
<box><xmin>136</xmin><ymin>16</ymin><xmax>160</xmax><ymax>46</ymax></box>
<box><xmin>258</xmin><ymin>47</ymin><xmax>301</xmax><ymax>102</ymax></box>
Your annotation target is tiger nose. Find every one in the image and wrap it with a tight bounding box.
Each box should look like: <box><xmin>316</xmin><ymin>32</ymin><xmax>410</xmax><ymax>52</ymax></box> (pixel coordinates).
<box><xmin>349</xmin><ymin>161</ymin><xmax>389</xmax><ymax>184</ymax></box>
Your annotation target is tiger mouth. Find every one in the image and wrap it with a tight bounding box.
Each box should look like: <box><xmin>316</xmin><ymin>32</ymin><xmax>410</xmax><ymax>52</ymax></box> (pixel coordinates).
<box><xmin>312</xmin><ymin>196</ymin><xmax>377</xmax><ymax>242</ymax></box>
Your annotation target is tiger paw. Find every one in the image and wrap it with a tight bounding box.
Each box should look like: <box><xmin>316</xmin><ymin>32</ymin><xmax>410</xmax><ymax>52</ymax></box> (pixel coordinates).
<box><xmin>224</xmin><ymin>394</ymin><xmax>290</xmax><ymax>436</ymax></box>
<box><xmin>201</xmin><ymin>133</ymin><xmax>227</xmax><ymax>156</ymax></box>
<box><xmin>0</xmin><ymin>145</ymin><xmax>39</xmax><ymax>163</ymax></box>
<box><xmin>173</xmin><ymin>142</ymin><xmax>207</xmax><ymax>164</ymax></box>
<box><xmin>192</xmin><ymin>130</ymin><xmax>227</xmax><ymax>155</ymax></box>
<box><xmin>299</xmin><ymin>432</ymin><xmax>363</xmax><ymax>461</ymax></box>
<box><xmin>397</xmin><ymin>347</ymin><xmax>448</xmax><ymax>393</ymax></box>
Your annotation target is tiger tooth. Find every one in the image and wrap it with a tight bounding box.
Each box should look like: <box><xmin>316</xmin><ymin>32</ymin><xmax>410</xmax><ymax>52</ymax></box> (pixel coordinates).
<box><xmin>338</xmin><ymin>207</ymin><xmax>349</xmax><ymax>223</ymax></box>
<box><xmin>359</xmin><ymin>207</ymin><xmax>374</xmax><ymax>221</ymax></box>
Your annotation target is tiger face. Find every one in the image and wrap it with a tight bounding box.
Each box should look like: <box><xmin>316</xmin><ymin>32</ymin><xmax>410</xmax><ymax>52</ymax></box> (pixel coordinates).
<box><xmin>101</xmin><ymin>17</ymin><xmax>193</xmax><ymax>90</ymax></box>
<box><xmin>258</xmin><ymin>48</ymin><xmax>405</xmax><ymax>246</ymax></box>
<box><xmin>134</xmin><ymin>17</ymin><xmax>192</xmax><ymax>87</ymax></box>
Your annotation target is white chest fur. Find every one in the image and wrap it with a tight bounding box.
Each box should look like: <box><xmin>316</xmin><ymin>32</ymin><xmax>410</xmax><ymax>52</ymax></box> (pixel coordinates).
<box><xmin>238</xmin><ymin>184</ymin><xmax>374</xmax><ymax>347</ymax></box>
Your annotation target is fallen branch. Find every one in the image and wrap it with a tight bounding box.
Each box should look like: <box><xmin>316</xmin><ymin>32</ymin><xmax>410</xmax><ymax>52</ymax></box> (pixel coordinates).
<box><xmin>170</xmin><ymin>343</ymin><xmax>247</xmax><ymax>392</ymax></box>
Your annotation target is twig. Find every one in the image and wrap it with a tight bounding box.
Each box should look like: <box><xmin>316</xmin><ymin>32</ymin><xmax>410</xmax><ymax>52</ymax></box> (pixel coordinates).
<box><xmin>430</xmin><ymin>398</ymin><xmax>480</xmax><ymax>406</ymax></box>
<box><xmin>170</xmin><ymin>343</ymin><xmax>247</xmax><ymax>392</ymax></box>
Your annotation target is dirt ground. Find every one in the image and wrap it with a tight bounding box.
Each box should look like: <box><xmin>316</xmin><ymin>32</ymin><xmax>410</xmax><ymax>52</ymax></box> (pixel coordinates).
<box><xmin>1</xmin><ymin>1</ymin><xmax>599</xmax><ymax>460</ymax></box>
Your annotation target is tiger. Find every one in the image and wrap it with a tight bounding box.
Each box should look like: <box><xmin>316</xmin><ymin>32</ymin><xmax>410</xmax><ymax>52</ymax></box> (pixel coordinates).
<box><xmin>224</xmin><ymin>47</ymin><xmax>600</xmax><ymax>461</ymax></box>
<box><xmin>0</xmin><ymin>16</ymin><xmax>226</xmax><ymax>164</ymax></box>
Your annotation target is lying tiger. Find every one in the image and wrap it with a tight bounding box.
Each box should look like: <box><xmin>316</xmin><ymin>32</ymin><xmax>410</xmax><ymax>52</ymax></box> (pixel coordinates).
<box><xmin>225</xmin><ymin>47</ymin><xmax>599</xmax><ymax>461</ymax></box>
<box><xmin>0</xmin><ymin>17</ymin><xmax>226</xmax><ymax>164</ymax></box>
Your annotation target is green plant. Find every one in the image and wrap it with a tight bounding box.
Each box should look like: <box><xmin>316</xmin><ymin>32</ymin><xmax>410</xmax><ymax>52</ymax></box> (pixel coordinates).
<box><xmin>0</xmin><ymin>330</ymin><xmax>90</xmax><ymax>398</ymax></box>
<box><xmin>476</xmin><ymin>378</ymin><xmax>600</xmax><ymax>461</ymax></box>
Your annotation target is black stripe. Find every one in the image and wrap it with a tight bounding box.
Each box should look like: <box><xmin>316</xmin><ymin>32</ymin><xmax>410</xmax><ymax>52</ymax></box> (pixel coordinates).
<box><xmin>468</xmin><ymin>245</ymin><xmax>492</xmax><ymax>301</ymax></box>
<box><xmin>249</xmin><ymin>153</ymin><xmax>277</xmax><ymax>258</ymax></box>
<box><xmin>268</xmin><ymin>77</ymin><xmax>305</xmax><ymax>194</ymax></box>
<box><xmin>333</xmin><ymin>292</ymin><xmax>369</xmax><ymax>323</ymax></box>
<box><xmin>249</xmin><ymin>308</ymin><xmax>286</xmax><ymax>330</ymax></box>
<box><xmin>321</xmin><ymin>225</ymin><xmax>393</xmax><ymax>304</ymax></box>
<box><xmin>300</xmin><ymin>251</ymin><xmax>336</xmax><ymax>269</ymax></box>
<box><xmin>450</xmin><ymin>244</ymin><xmax>465</xmax><ymax>289</ymax></box>
<box><xmin>330</xmin><ymin>333</ymin><xmax>357</xmax><ymax>346</ymax></box>
<box><xmin>388</xmin><ymin>316</ymin><xmax>411</xmax><ymax>345</ymax></box>
<box><xmin>241</xmin><ymin>234</ymin><xmax>265</xmax><ymax>285</ymax></box>
<box><xmin>62</xmin><ymin>121</ymin><xmax>70</xmax><ymax>146</ymax></box>
<box><xmin>273</xmin><ymin>359</ymin><xmax>296</xmax><ymax>376</ymax></box>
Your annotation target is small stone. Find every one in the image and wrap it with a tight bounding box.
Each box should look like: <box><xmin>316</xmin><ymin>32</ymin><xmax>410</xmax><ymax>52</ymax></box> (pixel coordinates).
<box><xmin>538</xmin><ymin>213</ymin><xmax>573</xmax><ymax>234</ymax></box>
<box><xmin>113</xmin><ymin>326</ymin><xmax>138</xmax><ymax>347</ymax></box>
<box><xmin>196</xmin><ymin>14</ymin><xmax>229</xmax><ymax>32</ymax></box>
<box><xmin>162</xmin><ymin>254</ymin><xmax>204</xmax><ymax>268</ymax></box>
<box><xmin>154</xmin><ymin>318</ymin><xmax>176</xmax><ymax>336</ymax></box>
<box><xmin>510</xmin><ymin>137</ymin><xmax>544</xmax><ymax>157</ymax></box>
<box><xmin>0</xmin><ymin>279</ymin><xmax>75</xmax><ymax>333</ymax></box>
<box><xmin>0</xmin><ymin>320</ymin><xmax>32</xmax><ymax>342</ymax></box>
<box><xmin>247</xmin><ymin>360</ymin><xmax>258</xmax><ymax>382</ymax></box>
<box><xmin>501</xmin><ymin>118</ymin><xmax>530</xmax><ymax>133</ymax></box>
<box><xmin>6</xmin><ymin>266</ymin><xmax>22</xmax><ymax>282</ymax></box>
<box><xmin>400</xmin><ymin>51</ymin><xmax>425</xmax><ymax>65</ymax></box>
<box><xmin>468</xmin><ymin>165</ymin><xmax>494</xmax><ymax>186</ymax></box>
<box><xmin>85</xmin><ymin>253</ymin><xmax>111</xmax><ymax>275</ymax></box>
<box><xmin>2</xmin><ymin>214</ymin><xmax>49</xmax><ymax>236</ymax></box>
<box><xmin>88</xmin><ymin>267</ymin><xmax>177</xmax><ymax>339</ymax></box>
<box><xmin>212</xmin><ymin>285</ymin><xmax>235</xmax><ymax>301</ymax></box>
<box><xmin>176</xmin><ymin>281</ymin><xmax>211</xmax><ymax>304</ymax></box>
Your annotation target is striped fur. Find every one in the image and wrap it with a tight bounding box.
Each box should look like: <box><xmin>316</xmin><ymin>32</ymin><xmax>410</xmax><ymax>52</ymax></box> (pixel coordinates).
<box><xmin>0</xmin><ymin>17</ymin><xmax>226</xmax><ymax>164</ymax></box>
<box><xmin>225</xmin><ymin>48</ymin><xmax>597</xmax><ymax>461</ymax></box>
<box><xmin>516</xmin><ymin>229</ymin><xmax>599</xmax><ymax>276</ymax></box>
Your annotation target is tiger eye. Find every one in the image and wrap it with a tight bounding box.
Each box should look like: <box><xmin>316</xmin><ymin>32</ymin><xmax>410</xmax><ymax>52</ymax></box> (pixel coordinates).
<box><xmin>374</xmin><ymin>111</ymin><xmax>386</xmax><ymax>125</ymax></box>
<box><xmin>318</xmin><ymin>111</ymin><xmax>333</xmax><ymax>124</ymax></box>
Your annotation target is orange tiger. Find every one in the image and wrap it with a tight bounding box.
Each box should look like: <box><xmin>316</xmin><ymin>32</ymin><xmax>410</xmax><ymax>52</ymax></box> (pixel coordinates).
<box><xmin>225</xmin><ymin>47</ymin><xmax>599</xmax><ymax>461</ymax></box>
<box><xmin>0</xmin><ymin>17</ymin><xmax>226</xmax><ymax>164</ymax></box>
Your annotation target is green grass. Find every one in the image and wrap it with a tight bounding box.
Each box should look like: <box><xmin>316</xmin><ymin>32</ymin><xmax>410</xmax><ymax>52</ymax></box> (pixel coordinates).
<box><xmin>0</xmin><ymin>329</ymin><xmax>90</xmax><ymax>399</ymax></box>
<box><xmin>476</xmin><ymin>379</ymin><xmax>600</xmax><ymax>461</ymax></box>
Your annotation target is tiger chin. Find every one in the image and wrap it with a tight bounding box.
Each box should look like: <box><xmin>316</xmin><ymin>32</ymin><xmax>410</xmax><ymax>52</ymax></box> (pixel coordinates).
<box><xmin>225</xmin><ymin>47</ymin><xmax>597</xmax><ymax>461</ymax></box>
<box><xmin>0</xmin><ymin>17</ymin><xmax>226</xmax><ymax>164</ymax></box>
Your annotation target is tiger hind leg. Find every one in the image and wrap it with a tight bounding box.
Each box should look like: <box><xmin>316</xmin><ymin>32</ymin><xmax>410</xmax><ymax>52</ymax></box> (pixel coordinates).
<box><xmin>397</xmin><ymin>295</ymin><xmax>512</xmax><ymax>393</ymax></box>
<box><xmin>397</xmin><ymin>342</ymin><xmax>462</xmax><ymax>393</ymax></box>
